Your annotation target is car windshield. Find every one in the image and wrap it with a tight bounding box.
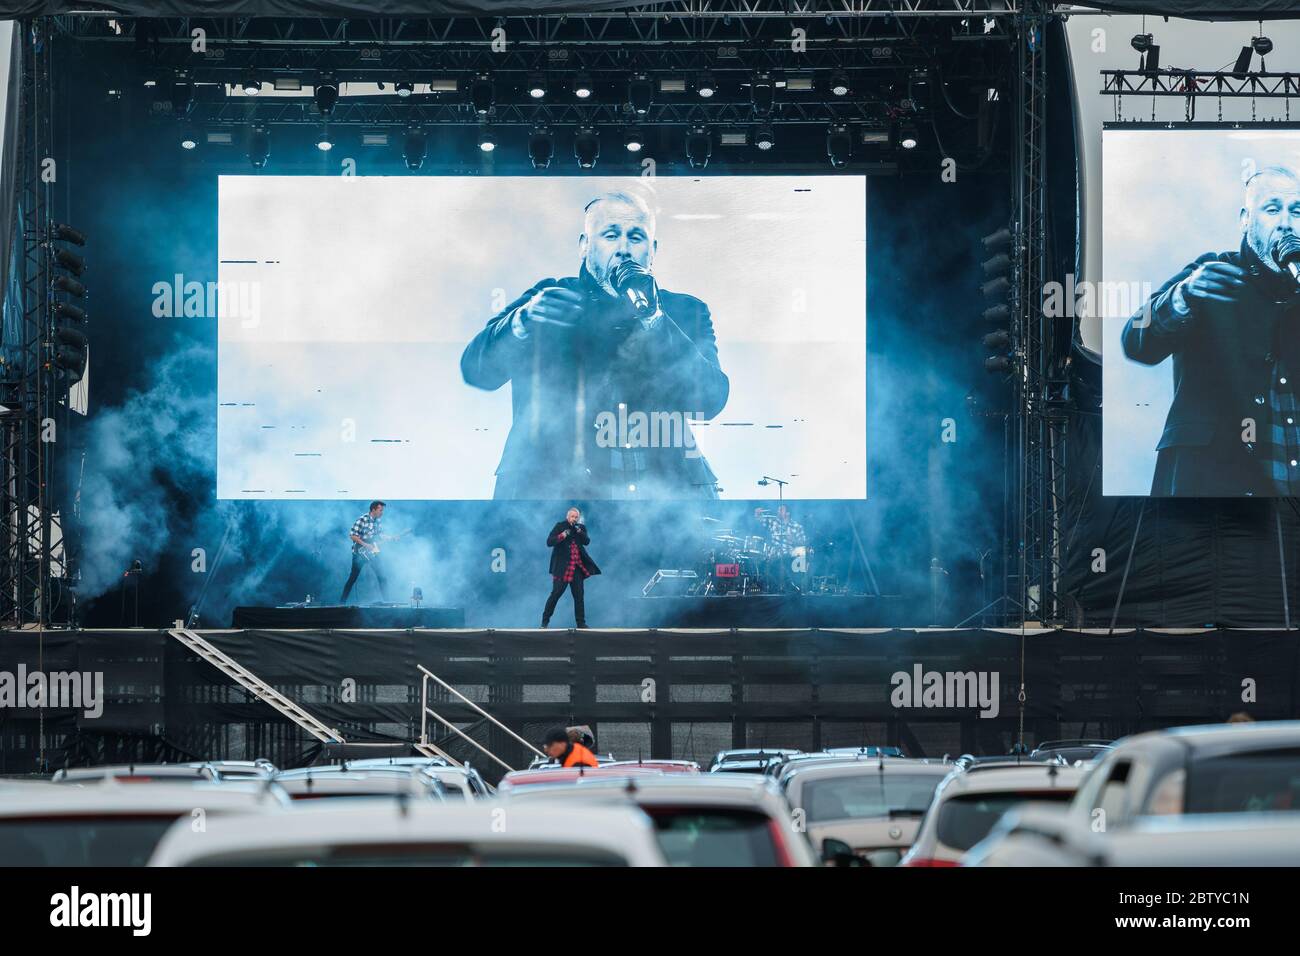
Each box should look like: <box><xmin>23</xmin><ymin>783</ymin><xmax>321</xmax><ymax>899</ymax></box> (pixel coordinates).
<box><xmin>802</xmin><ymin>774</ymin><xmax>941</xmax><ymax>822</ymax></box>
<box><xmin>646</xmin><ymin>808</ymin><xmax>779</xmax><ymax>866</ymax></box>
<box><xmin>1184</xmin><ymin>749</ymin><xmax>1300</xmax><ymax>813</ymax></box>
<box><xmin>189</xmin><ymin>846</ymin><xmax>628</xmax><ymax>866</ymax></box>
<box><xmin>0</xmin><ymin>816</ymin><xmax>180</xmax><ymax>866</ymax></box>
<box><xmin>935</xmin><ymin>790</ymin><xmax>1074</xmax><ymax>852</ymax></box>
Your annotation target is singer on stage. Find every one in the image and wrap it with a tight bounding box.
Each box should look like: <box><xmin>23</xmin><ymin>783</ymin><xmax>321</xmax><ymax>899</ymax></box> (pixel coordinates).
<box><xmin>460</xmin><ymin>190</ymin><xmax>730</xmax><ymax>500</ymax></box>
<box><xmin>1122</xmin><ymin>165</ymin><xmax>1300</xmax><ymax>496</ymax></box>
<box><xmin>542</xmin><ymin>507</ymin><xmax>600</xmax><ymax>629</ymax></box>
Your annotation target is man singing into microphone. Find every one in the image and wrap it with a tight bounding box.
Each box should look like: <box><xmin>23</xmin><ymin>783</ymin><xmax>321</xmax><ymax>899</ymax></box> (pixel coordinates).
<box><xmin>1122</xmin><ymin>165</ymin><xmax>1300</xmax><ymax>496</ymax></box>
<box><xmin>460</xmin><ymin>190</ymin><xmax>729</xmax><ymax>500</ymax></box>
<box><xmin>542</xmin><ymin>506</ymin><xmax>600</xmax><ymax>629</ymax></box>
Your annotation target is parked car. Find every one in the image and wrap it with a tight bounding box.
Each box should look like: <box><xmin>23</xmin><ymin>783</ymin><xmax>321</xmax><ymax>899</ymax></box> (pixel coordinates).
<box><xmin>899</xmin><ymin>763</ymin><xmax>1086</xmax><ymax>867</ymax></box>
<box><xmin>824</xmin><ymin>746</ymin><xmax>906</xmax><ymax>758</ymax></box>
<box><xmin>0</xmin><ymin>780</ymin><xmax>290</xmax><ymax>866</ymax></box>
<box><xmin>148</xmin><ymin>801</ymin><xmax>667</xmax><ymax>866</ymax></box>
<box><xmin>500</xmin><ymin>773</ymin><xmax>816</xmax><ymax>866</ymax></box>
<box><xmin>52</xmin><ymin>763</ymin><xmax>223</xmax><ymax>785</ymax></box>
<box><xmin>966</xmin><ymin>809</ymin><xmax>1300</xmax><ymax>867</ymax></box>
<box><xmin>496</xmin><ymin>766</ymin><xmax>664</xmax><ymax>792</ymax></box>
<box><xmin>967</xmin><ymin>720</ymin><xmax>1300</xmax><ymax>863</ymax></box>
<box><xmin>709</xmin><ymin>748</ymin><xmax>801</xmax><ymax>774</ymax></box>
<box><xmin>188</xmin><ymin>760</ymin><xmax>277</xmax><ymax>781</ymax></box>
<box><xmin>332</xmin><ymin>757</ymin><xmax>492</xmax><ymax>800</ymax></box>
<box><xmin>782</xmin><ymin>759</ymin><xmax>953</xmax><ymax>866</ymax></box>
<box><xmin>273</xmin><ymin>766</ymin><xmax>447</xmax><ymax>802</ymax></box>
<box><xmin>1029</xmin><ymin>740</ymin><xmax>1114</xmax><ymax>765</ymax></box>
<box><xmin>603</xmin><ymin>759</ymin><xmax>701</xmax><ymax>774</ymax></box>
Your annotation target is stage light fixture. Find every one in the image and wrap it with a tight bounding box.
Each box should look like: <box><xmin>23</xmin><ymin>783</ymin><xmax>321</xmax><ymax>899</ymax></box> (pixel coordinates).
<box><xmin>477</xmin><ymin>125</ymin><xmax>497</xmax><ymax>153</ymax></box>
<box><xmin>1254</xmin><ymin>34</ymin><xmax>1274</xmax><ymax>57</ymax></box>
<box><xmin>53</xmin><ymin>275</ymin><xmax>86</xmax><ymax>299</ymax></box>
<box><xmin>395</xmin><ymin>80</ymin><xmax>415</xmax><ymax>98</ymax></box>
<box><xmin>983</xmin><ymin>303</ymin><xmax>1011</xmax><ymax>322</ymax></box>
<box><xmin>826</xmin><ymin>124</ymin><xmax>852</xmax><ymax>168</ymax></box>
<box><xmin>1131</xmin><ymin>33</ymin><xmax>1160</xmax><ymax>72</ymax></box>
<box><xmin>51</xmin><ymin>223</ymin><xmax>86</xmax><ymax>246</ymax></box>
<box><xmin>51</xmin><ymin>222</ymin><xmax>90</xmax><ymax>384</ymax></box>
<box><xmin>830</xmin><ymin>72</ymin><xmax>851</xmax><ymax>97</ymax></box>
<box><xmin>241</xmin><ymin>67</ymin><xmax>261</xmax><ymax>96</ymax></box>
<box><xmin>314</xmin><ymin>75</ymin><xmax>339</xmax><ymax>116</ymax></box>
<box><xmin>403</xmin><ymin>127</ymin><xmax>427</xmax><ymax>171</ymax></box>
<box><xmin>248</xmin><ymin>125</ymin><xmax>270</xmax><ymax>169</ymax></box>
<box><xmin>984</xmin><ymin>355</ymin><xmax>1014</xmax><ymax>374</ymax></box>
<box><xmin>624</xmin><ymin>128</ymin><xmax>646</xmax><ymax>153</ymax></box>
<box><xmin>629</xmin><ymin>74</ymin><xmax>654</xmax><ymax>115</ymax></box>
<box><xmin>574</xmin><ymin>127</ymin><xmax>600</xmax><ymax>169</ymax></box>
<box><xmin>470</xmin><ymin>74</ymin><xmax>495</xmax><ymax>115</ymax></box>
<box><xmin>316</xmin><ymin>126</ymin><xmax>334</xmax><ymax>152</ymax></box>
<box><xmin>981</xmin><ymin>275</ymin><xmax>1010</xmax><ymax>298</ymax></box>
<box><xmin>751</xmin><ymin>73</ymin><xmax>775</xmax><ymax>116</ymax></box>
<box><xmin>896</xmin><ymin>121</ymin><xmax>919</xmax><ymax>150</ymax></box>
<box><xmin>686</xmin><ymin>126</ymin><xmax>712</xmax><ymax>169</ymax></box>
<box><xmin>753</xmin><ymin>124</ymin><xmax>776</xmax><ymax>151</ymax></box>
<box><xmin>983</xmin><ymin>330</ymin><xmax>1011</xmax><ymax>350</ymax></box>
<box><xmin>982</xmin><ymin>227</ymin><xmax>1012</xmax><ymax>251</ymax></box>
<box><xmin>573</xmin><ymin>74</ymin><xmax>594</xmax><ymax>99</ymax></box>
<box><xmin>527</xmin><ymin>74</ymin><xmax>548</xmax><ymax>100</ymax></box>
<box><xmin>53</xmin><ymin>247</ymin><xmax>84</xmax><ymax>277</ymax></box>
<box><xmin>696</xmin><ymin>73</ymin><xmax>717</xmax><ymax>98</ymax></box>
<box><xmin>180</xmin><ymin>123</ymin><xmax>198</xmax><ymax>150</ymax></box>
<box><xmin>529</xmin><ymin>127</ymin><xmax>555</xmax><ymax>169</ymax></box>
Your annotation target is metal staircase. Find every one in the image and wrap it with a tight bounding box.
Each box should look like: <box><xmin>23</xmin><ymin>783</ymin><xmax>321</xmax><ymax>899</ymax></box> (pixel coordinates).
<box><xmin>167</xmin><ymin>625</ymin><xmax>345</xmax><ymax>744</ymax></box>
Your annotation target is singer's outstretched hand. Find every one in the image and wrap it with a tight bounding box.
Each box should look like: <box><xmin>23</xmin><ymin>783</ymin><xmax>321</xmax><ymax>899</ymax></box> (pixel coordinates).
<box><xmin>520</xmin><ymin>286</ymin><xmax>585</xmax><ymax>329</ymax></box>
<box><xmin>1179</xmin><ymin>261</ymin><xmax>1247</xmax><ymax>307</ymax></box>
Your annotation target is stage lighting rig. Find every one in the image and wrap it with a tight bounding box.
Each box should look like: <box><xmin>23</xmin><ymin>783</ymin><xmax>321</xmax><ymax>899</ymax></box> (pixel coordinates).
<box><xmin>50</xmin><ymin>222</ymin><xmax>89</xmax><ymax>385</ymax></box>
<box><xmin>477</xmin><ymin>125</ymin><xmax>497</xmax><ymax>153</ymax></box>
<box><xmin>628</xmin><ymin>74</ymin><xmax>654</xmax><ymax>116</ymax></box>
<box><xmin>751</xmin><ymin>73</ymin><xmax>775</xmax><ymax>117</ymax></box>
<box><xmin>403</xmin><ymin>126</ymin><xmax>426</xmax><ymax>170</ymax></box>
<box><xmin>314</xmin><ymin>75</ymin><xmax>339</xmax><ymax>116</ymax></box>
<box><xmin>1233</xmin><ymin>31</ymin><xmax>1274</xmax><ymax>78</ymax></box>
<box><xmin>624</xmin><ymin>128</ymin><xmax>645</xmax><ymax>153</ymax></box>
<box><xmin>979</xmin><ymin>224</ymin><xmax>1014</xmax><ymax>372</ymax></box>
<box><xmin>241</xmin><ymin>66</ymin><xmax>261</xmax><ymax>96</ymax></box>
<box><xmin>470</xmin><ymin>74</ymin><xmax>495</xmax><ymax>115</ymax></box>
<box><xmin>529</xmin><ymin>127</ymin><xmax>555</xmax><ymax>169</ymax></box>
<box><xmin>753</xmin><ymin>124</ymin><xmax>775</xmax><ymax>151</ymax></box>
<box><xmin>826</xmin><ymin>124</ymin><xmax>852</xmax><ymax>168</ymax></box>
<box><xmin>574</xmin><ymin>127</ymin><xmax>600</xmax><ymax>169</ymax></box>
<box><xmin>895</xmin><ymin>121</ymin><xmax>919</xmax><ymax>150</ymax></box>
<box><xmin>395</xmin><ymin>80</ymin><xmax>414</xmax><ymax>98</ymax></box>
<box><xmin>1131</xmin><ymin>32</ymin><xmax>1160</xmax><ymax>73</ymax></box>
<box><xmin>686</xmin><ymin>126</ymin><xmax>712</xmax><ymax>169</ymax></box>
<box><xmin>315</xmin><ymin>126</ymin><xmax>334</xmax><ymax>152</ymax></box>
<box><xmin>696</xmin><ymin>73</ymin><xmax>718</xmax><ymax>98</ymax></box>
<box><xmin>248</xmin><ymin>124</ymin><xmax>270</xmax><ymax>169</ymax></box>
<box><xmin>829</xmin><ymin>71</ymin><xmax>851</xmax><ymax>97</ymax></box>
<box><xmin>180</xmin><ymin>123</ymin><xmax>198</xmax><ymax>150</ymax></box>
<box><xmin>572</xmin><ymin>74</ymin><xmax>594</xmax><ymax>100</ymax></box>
<box><xmin>527</xmin><ymin>74</ymin><xmax>548</xmax><ymax>100</ymax></box>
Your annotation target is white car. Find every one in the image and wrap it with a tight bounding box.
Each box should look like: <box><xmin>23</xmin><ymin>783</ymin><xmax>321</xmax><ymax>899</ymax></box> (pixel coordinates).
<box><xmin>52</xmin><ymin>763</ymin><xmax>220</xmax><ymax>784</ymax></box>
<box><xmin>324</xmin><ymin>757</ymin><xmax>492</xmax><ymax>801</ymax></box>
<box><xmin>499</xmin><ymin>773</ymin><xmax>817</xmax><ymax>866</ymax></box>
<box><xmin>148</xmin><ymin>801</ymin><xmax>667</xmax><ymax>866</ymax></box>
<box><xmin>781</xmin><ymin>759</ymin><xmax>953</xmax><ymax>866</ymax></box>
<box><xmin>964</xmin><ymin>720</ymin><xmax>1300</xmax><ymax>864</ymax></box>
<box><xmin>0</xmin><ymin>780</ymin><xmax>290</xmax><ymax>866</ymax></box>
<box><xmin>898</xmin><ymin>763</ymin><xmax>1086</xmax><ymax>867</ymax></box>
<box><xmin>273</xmin><ymin>766</ymin><xmax>447</xmax><ymax>802</ymax></box>
<box><xmin>968</xmin><ymin>809</ymin><xmax>1300</xmax><ymax>867</ymax></box>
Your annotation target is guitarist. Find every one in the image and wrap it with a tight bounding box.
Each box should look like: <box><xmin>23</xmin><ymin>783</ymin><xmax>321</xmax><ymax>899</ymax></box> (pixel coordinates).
<box><xmin>341</xmin><ymin>500</ymin><xmax>390</xmax><ymax>604</ymax></box>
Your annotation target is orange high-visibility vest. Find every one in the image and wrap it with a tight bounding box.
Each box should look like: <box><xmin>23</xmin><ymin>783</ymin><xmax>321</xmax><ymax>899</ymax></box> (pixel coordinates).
<box><xmin>562</xmin><ymin>742</ymin><xmax>599</xmax><ymax>768</ymax></box>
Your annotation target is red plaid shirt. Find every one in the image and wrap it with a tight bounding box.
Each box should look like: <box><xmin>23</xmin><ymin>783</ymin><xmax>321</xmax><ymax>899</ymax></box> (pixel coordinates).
<box><xmin>556</xmin><ymin>535</ymin><xmax>589</xmax><ymax>583</ymax></box>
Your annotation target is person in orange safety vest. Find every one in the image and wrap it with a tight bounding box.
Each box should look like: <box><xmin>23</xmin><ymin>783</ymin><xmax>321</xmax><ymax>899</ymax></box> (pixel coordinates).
<box><xmin>543</xmin><ymin>725</ymin><xmax>599</xmax><ymax>768</ymax></box>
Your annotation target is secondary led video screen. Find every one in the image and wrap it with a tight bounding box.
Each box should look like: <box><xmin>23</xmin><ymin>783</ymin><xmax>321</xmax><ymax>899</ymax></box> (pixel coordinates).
<box><xmin>217</xmin><ymin>175</ymin><xmax>866</xmax><ymax>500</ymax></box>
<box><xmin>1103</xmin><ymin>127</ymin><xmax>1300</xmax><ymax>497</ymax></box>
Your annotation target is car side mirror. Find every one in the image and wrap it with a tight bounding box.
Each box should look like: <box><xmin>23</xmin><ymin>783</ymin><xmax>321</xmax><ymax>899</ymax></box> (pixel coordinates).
<box><xmin>821</xmin><ymin>837</ymin><xmax>863</xmax><ymax>867</ymax></box>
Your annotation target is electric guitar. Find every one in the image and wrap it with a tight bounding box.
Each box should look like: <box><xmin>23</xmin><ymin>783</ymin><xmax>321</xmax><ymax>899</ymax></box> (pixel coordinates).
<box><xmin>356</xmin><ymin>527</ymin><xmax>412</xmax><ymax>560</ymax></box>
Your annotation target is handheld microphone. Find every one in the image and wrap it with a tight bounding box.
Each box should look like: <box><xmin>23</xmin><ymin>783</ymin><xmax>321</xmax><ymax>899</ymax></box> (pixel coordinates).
<box><xmin>611</xmin><ymin>260</ymin><xmax>657</xmax><ymax>316</ymax></box>
<box><xmin>1274</xmin><ymin>233</ymin><xmax>1300</xmax><ymax>284</ymax></box>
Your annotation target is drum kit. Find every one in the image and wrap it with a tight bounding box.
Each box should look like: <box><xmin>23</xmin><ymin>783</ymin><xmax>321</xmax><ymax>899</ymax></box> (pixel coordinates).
<box><xmin>688</xmin><ymin>514</ymin><xmax>844</xmax><ymax>596</ymax></box>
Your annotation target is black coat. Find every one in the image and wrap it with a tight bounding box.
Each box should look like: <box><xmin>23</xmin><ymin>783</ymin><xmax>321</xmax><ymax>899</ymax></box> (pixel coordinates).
<box><xmin>546</xmin><ymin>521</ymin><xmax>601</xmax><ymax>578</ymax></box>
<box><xmin>460</xmin><ymin>265</ymin><xmax>729</xmax><ymax>500</ymax></box>
<box><xmin>1121</xmin><ymin>240</ymin><xmax>1300</xmax><ymax>496</ymax></box>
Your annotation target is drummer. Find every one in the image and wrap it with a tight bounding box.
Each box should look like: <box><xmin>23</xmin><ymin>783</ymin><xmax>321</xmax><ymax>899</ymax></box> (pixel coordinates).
<box><xmin>766</xmin><ymin>505</ymin><xmax>807</xmax><ymax>556</ymax></box>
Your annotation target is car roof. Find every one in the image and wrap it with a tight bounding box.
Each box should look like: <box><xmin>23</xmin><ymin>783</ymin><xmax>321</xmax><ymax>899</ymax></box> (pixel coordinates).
<box><xmin>603</xmin><ymin>760</ymin><xmax>701</xmax><ymax>773</ymax></box>
<box><xmin>0</xmin><ymin>780</ymin><xmax>291</xmax><ymax>814</ymax></box>
<box><xmin>1111</xmin><ymin>720</ymin><xmax>1300</xmax><ymax>758</ymax></box>
<box><xmin>784</xmin><ymin>759</ymin><xmax>954</xmax><ymax>785</ymax></box>
<box><xmin>274</xmin><ymin>773</ymin><xmax>442</xmax><ymax>797</ymax></box>
<box><xmin>53</xmin><ymin>764</ymin><xmax>219</xmax><ymax>783</ymax></box>
<box><xmin>935</xmin><ymin>764</ymin><xmax>1086</xmax><ymax>797</ymax></box>
<box><xmin>504</xmin><ymin>771</ymin><xmax>782</xmax><ymax>803</ymax></box>
<box><xmin>339</xmin><ymin>757</ymin><xmax>451</xmax><ymax>769</ymax></box>
<box><xmin>497</xmin><ymin>766</ymin><xmax>665</xmax><ymax>790</ymax></box>
<box><xmin>1099</xmin><ymin>813</ymin><xmax>1300</xmax><ymax>866</ymax></box>
<box><xmin>147</xmin><ymin>801</ymin><xmax>666</xmax><ymax>866</ymax></box>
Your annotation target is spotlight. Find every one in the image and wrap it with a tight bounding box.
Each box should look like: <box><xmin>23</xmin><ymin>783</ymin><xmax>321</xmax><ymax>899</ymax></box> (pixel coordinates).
<box><xmin>751</xmin><ymin>72</ymin><xmax>774</xmax><ymax>116</ymax></box>
<box><xmin>629</xmin><ymin>73</ymin><xmax>654</xmax><ymax>115</ymax></box>
<box><xmin>529</xmin><ymin>127</ymin><xmax>555</xmax><ymax>169</ymax></box>
<box><xmin>1131</xmin><ymin>33</ymin><xmax>1160</xmax><ymax>72</ymax></box>
<box><xmin>984</xmin><ymin>355</ymin><xmax>1015</xmax><ymax>374</ymax></box>
<box><xmin>830</xmin><ymin>71</ymin><xmax>851</xmax><ymax>97</ymax></box>
<box><xmin>624</xmin><ymin>128</ymin><xmax>645</xmax><ymax>153</ymax></box>
<box><xmin>403</xmin><ymin>126</ymin><xmax>426</xmax><ymax>171</ymax></box>
<box><xmin>896</xmin><ymin>121</ymin><xmax>919</xmax><ymax>150</ymax></box>
<box><xmin>1253</xmin><ymin>35</ymin><xmax>1274</xmax><ymax>57</ymax></box>
<box><xmin>983</xmin><ymin>330</ymin><xmax>1011</xmax><ymax>350</ymax></box>
<box><xmin>395</xmin><ymin>80</ymin><xmax>414</xmax><ymax>98</ymax></box>
<box><xmin>316</xmin><ymin>126</ymin><xmax>333</xmax><ymax>152</ymax></box>
<box><xmin>477</xmin><ymin>125</ymin><xmax>497</xmax><ymax>153</ymax></box>
<box><xmin>241</xmin><ymin>67</ymin><xmax>261</xmax><ymax>96</ymax></box>
<box><xmin>248</xmin><ymin>125</ymin><xmax>270</xmax><ymax>169</ymax></box>
<box><xmin>753</xmin><ymin>124</ymin><xmax>775</xmax><ymax>151</ymax></box>
<box><xmin>527</xmin><ymin>74</ymin><xmax>548</xmax><ymax>100</ymax></box>
<box><xmin>574</xmin><ymin>126</ymin><xmax>600</xmax><ymax>169</ymax></box>
<box><xmin>696</xmin><ymin>73</ymin><xmax>717</xmax><ymax>98</ymax></box>
<box><xmin>314</xmin><ymin>74</ymin><xmax>339</xmax><ymax>116</ymax></box>
<box><xmin>572</xmin><ymin>73</ymin><xmax>594</xmax><ymax>99</ymax></box>
<box><xmin>1130</xmin><ymin>33</ymin><xmax>1152</xmax><ymax>53</ymax></box>
<box><xmin>180</xmin><ymin>123</ymin><xmax>198</xmax><ymax>150</ymax></box>
<box><xmin>470</xmin><ymin>74</ymin><xmax>494</xmax><ymax>115</ymax></box>
<box><xmin>826</xmin><ymin>124</ymin><xmax>852</xmax><ymax>168</ymax></box>
<box><xmin>686</xmin><ymin>126</ymin><xmax>712</xmax><ymax>169</ymax></box>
